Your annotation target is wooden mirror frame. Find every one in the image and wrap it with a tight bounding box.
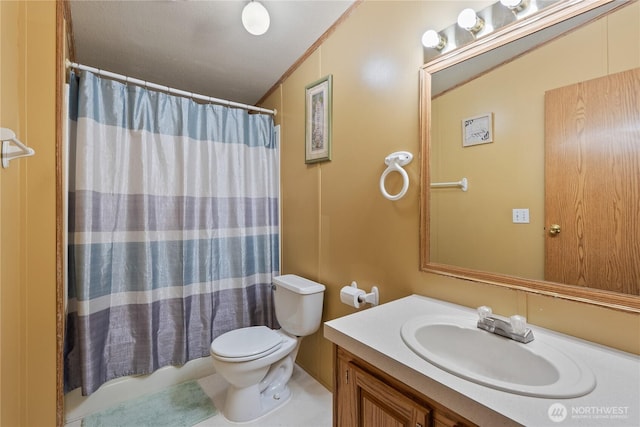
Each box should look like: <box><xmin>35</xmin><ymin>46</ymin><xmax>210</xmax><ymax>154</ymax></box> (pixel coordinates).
<box><xmin>419</xmin><ymin>0</ymin><xmax>640</xmax><ymax>313</ymax></box>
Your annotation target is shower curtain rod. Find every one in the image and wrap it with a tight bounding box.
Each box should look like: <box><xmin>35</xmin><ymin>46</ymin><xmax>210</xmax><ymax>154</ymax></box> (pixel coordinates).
<box><xmin>66</xmin><ymin>60</ymin><xmax>277</xmax><ymax>116</ymax></box>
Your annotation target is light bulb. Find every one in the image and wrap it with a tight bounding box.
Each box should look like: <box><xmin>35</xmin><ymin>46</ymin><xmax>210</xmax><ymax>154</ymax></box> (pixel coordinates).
<box><xmin>421</xmin><ymin>30</ymin><xmax>446</xmax><ymax>50</ymax></box>
<box><xmin>501</xmin><ymin>0</ymin><xmax>523</xmax><ymax>9</ymax></box>
<box><xmin>242</xmin><ymin>1</ymin><xmax>270</xmax><ymax>36</ymax></box>
<box><xmin>457</xmin><ymin>8</ymin><xmax>484</xmax><ymax>33</ymax></box>
<box><xmin>501</xmin><ymin>0</ymin><xmax>529</xmax><ymax>12</ymax></box>
<box><xmin>501</xmin><ymin>0</ymin><xmax>521</xmax><ymax>7</ymax></box>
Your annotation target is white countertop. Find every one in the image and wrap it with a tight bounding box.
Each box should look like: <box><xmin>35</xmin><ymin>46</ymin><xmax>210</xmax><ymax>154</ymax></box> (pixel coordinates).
<box><xmin>324</xmin><ymin>295</ymin><xmax>640</xmax><ymax>427</ymax></box>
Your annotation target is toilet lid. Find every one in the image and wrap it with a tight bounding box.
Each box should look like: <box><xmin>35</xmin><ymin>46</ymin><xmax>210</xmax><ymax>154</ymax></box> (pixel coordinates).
<box><xmin>210</xmin><ymin>326</ymin><xmax>283</xmax><ymax>360</ymax></box>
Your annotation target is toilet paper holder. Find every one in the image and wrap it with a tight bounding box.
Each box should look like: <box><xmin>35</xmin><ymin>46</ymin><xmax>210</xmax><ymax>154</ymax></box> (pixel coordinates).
<box><xmin>347</xmin><ymin>281</ymin><xmax>379</xmax><ymax>307</ymax></box>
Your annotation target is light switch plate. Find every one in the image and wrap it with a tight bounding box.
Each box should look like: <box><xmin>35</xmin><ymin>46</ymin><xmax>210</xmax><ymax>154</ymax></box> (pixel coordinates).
<box><xmin>513</xmin><ymin>208</ymin><xmax>530</xmax><ymax>223</ymax></box>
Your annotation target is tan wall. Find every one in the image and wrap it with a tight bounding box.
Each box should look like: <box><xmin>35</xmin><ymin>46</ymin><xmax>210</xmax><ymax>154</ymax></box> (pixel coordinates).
<box><xmin>431</xmin><ymin>6</ymin><xmax>639</xmax><ymax>280</ymax></box>
<box><xmin>0</xmin><ymin>1</ymin><xmax>58</xmax><ymax>425</ymax></box>
<box><xmin>261</xmin><ymin>0</ymin><xmax>640</xmax><ymax>391</ymax></box>
<box><xmin>0</xmin><ymin>1</ymin><xmax>637</xmax><ymax>423</ymax></box>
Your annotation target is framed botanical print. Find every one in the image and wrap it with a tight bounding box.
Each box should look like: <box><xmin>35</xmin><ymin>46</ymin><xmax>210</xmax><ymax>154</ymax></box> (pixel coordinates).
<box><xmin>305</xmin><ymin>75</ymin><xmax>332</xmax><ymax>163</ymax></box>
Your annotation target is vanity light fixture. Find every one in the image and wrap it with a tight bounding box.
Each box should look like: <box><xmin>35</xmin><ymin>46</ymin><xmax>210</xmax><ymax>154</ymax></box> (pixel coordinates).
<box><xmin>242</xmin><ymin>0</ymin><xmax>270</xmax><ymax>36</ymax></box>
<box><xmin>421</xmin><ymin>29</ymin><xmax>447</xmax><ymax>50</ymax></box>
<box><xmin>457</xmin><ymin>8</ymin><xmax>485</xmax><ymax>34</ymax></box>
<box><xmin>500</xmin><ymin>0</ymin><xmax>530</xmax><ymax>13</ymax></box>
<box><xmin>423</xmin><ymin>0</ymin><xmax>571</xmax><ymax>62</ymax></box>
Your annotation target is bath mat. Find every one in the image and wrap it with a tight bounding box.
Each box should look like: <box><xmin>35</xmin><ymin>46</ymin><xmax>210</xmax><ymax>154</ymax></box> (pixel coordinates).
<box><xmin>81</xmin><ymin>380</ymin><xmax>217</xmax><ymax>427</ymax></box>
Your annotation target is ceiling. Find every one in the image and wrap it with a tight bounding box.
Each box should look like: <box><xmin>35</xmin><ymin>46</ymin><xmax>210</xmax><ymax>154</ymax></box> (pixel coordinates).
<box><xmin>69</xmin><ymin>0</ymin><xmax>357</xmax><ymax>106</ymax></box>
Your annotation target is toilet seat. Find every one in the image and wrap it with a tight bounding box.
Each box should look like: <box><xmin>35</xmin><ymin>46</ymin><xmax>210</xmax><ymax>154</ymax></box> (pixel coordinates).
<box><xmin>210</xmin><ymin>326</ymin><xmax>283</xmax><ymax>362</ymax></box>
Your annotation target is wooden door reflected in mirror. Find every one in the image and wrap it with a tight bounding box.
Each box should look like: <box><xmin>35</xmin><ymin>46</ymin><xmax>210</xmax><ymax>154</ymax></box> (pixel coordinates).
<box><xmin>544</xmin><ymin>68</ymin><xmax>640</xmax><ymax>295</ymax></box>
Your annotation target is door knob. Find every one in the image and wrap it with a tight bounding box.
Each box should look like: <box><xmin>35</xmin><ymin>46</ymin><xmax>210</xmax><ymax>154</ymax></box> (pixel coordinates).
<box><xmin>549</xmin><ymin>224</ymin><xmax>561</xmax><ymax>235</ymax></box>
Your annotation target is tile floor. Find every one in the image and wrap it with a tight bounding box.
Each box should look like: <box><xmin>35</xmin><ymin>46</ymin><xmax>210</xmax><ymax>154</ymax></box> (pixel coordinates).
<box><xmin>65</xmin><ymin>365</ymin><xmax>333</xmax><ymax>427</ymax></box>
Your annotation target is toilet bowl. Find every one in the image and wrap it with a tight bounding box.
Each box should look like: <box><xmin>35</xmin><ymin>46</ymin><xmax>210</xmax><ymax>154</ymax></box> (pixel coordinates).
<box><xmin>209</xmin><ymin>275</ymin><xmax>325</xmax><ymax>423</ymax></box>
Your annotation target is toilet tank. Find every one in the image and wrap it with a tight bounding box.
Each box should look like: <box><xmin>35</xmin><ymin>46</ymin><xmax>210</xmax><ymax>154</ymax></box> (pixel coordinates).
<box><xmin>273</xmin><ymin>274</ymin><xmax>325</xmax><ymax>336</ymax></box>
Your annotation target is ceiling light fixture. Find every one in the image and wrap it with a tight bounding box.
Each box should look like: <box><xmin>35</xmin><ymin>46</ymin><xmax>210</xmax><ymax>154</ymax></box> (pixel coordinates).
<box><xmin>242</xmin><ymin>1</ymin><xmax>270</xmax><ymax>36</ymax></box>
<box><xmin>421</xmin><ymin>30</ymin><xmax>447</xmax><ymax>50</ymax></box>
<box><xmin>457</xmin><ymin>8</ymin><xmax>485</xmax><ymax>34</ymax></box>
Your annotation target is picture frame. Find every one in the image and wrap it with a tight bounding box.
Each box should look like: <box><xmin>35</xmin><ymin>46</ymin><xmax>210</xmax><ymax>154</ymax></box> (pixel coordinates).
<box><xmin>305</xmin><ymin>75</ymin><xmax>332</xmax><ymax>163</ymax></box>
<box><xmin>462</xmin><ymin>113</ymin><xmax>493</xmax><ymax>147</ymax></box>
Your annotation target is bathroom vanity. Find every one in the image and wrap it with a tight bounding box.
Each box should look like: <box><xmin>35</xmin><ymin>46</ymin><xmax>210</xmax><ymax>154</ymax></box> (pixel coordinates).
<box><xmin>324</xmin><ymin>295</ymin><xmax>640</xmax><ymax>426</ymax></box>
<box><xmin>335</xmin><ymin>346</ymin><xmax>476</xmax><ymax>427</ymax></box>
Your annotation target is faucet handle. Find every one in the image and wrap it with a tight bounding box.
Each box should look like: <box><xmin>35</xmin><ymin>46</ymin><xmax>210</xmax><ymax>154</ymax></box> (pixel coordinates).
<box><xmin>510</xmin><ymin>315</ymin><xmax>528</xmax><ymax>334</ymax></box>
<box><xmin>477</xmin><ymin>305</ymin><xmax>492</xmax><ymax>320</ymax></box>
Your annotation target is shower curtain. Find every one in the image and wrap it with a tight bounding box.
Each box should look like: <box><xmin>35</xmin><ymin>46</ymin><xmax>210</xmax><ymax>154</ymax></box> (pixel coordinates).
<box><xmin>64</xmin><ymin>71</ymin><xmax>279</xmax><ymax>395</ymax></box>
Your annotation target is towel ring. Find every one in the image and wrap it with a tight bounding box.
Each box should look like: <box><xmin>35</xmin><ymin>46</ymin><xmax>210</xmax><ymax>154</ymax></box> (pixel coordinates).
<box><xmin>379</xmin><ymin>151</ymin><xmax>413</xmax><ymax>201</ymax></box>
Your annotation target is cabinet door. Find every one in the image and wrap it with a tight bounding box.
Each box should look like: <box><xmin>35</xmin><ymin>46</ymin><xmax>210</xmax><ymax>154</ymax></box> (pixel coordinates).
<box><xmin>352</xmin><ymin>363</ymin><xmax>431</xmax><ymax>427</ymax></box>
<box><xmin>434</xmin><ymin>411</ymin><xmax>470</xmax><ymax>427</ymax></box>
<box><xmin>334</xmin><ymin>347</ymin><xmax>476</xmax><ymax>427</ymax></box>
<box><xmin>335</xmin><ymin>353</ymin><xmax>358</xmax><ymax>427</ymax></box>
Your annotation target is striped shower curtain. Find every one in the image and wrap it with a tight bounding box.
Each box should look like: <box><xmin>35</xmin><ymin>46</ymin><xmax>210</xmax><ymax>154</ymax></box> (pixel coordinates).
<box><xmin>64</xmin><ymin>71</ymin><xmax>279</xmax><ymax>395</ymax></box>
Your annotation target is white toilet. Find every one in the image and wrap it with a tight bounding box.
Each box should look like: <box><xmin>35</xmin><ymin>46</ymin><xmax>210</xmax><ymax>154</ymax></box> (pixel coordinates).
<box><xmin>209</xmin><ymin>274</ymin><xmax>325</xmax><ymax>423</ymax></box>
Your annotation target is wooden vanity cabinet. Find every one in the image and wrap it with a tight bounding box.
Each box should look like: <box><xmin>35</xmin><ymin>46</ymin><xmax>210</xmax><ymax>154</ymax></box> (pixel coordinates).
<box><xmin>334</xmin><ymin>346</ymin><xmax>475</xmax><ymax>427</ymax></box>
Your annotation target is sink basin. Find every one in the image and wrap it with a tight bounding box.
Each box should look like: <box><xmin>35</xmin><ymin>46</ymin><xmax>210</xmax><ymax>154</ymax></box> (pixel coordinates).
<box><xmin>401</xmin><ymin>315</ymin><xmax>596</xmax><ymax>398</ymax></box>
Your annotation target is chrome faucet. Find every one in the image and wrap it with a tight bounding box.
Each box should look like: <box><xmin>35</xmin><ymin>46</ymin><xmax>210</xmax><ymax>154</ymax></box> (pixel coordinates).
<box><xmin>476</xmin><ymin>306</ymin><xmax>534</xmax><ymax>344</ymax></box>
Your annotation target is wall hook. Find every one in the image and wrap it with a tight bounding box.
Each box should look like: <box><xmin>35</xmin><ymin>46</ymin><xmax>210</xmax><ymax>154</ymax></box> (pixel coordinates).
<box><xmin>1</xmin><ymin>128</ymin><xmax>35</xmax><ymax>168</ymax></box>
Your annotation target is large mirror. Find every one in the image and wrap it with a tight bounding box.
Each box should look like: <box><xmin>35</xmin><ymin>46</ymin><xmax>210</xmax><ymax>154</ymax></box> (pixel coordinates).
<box><xmin>420</xmin><ymin>0</ymin><xmax>640</xmax><ymax>312</ymax></box>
